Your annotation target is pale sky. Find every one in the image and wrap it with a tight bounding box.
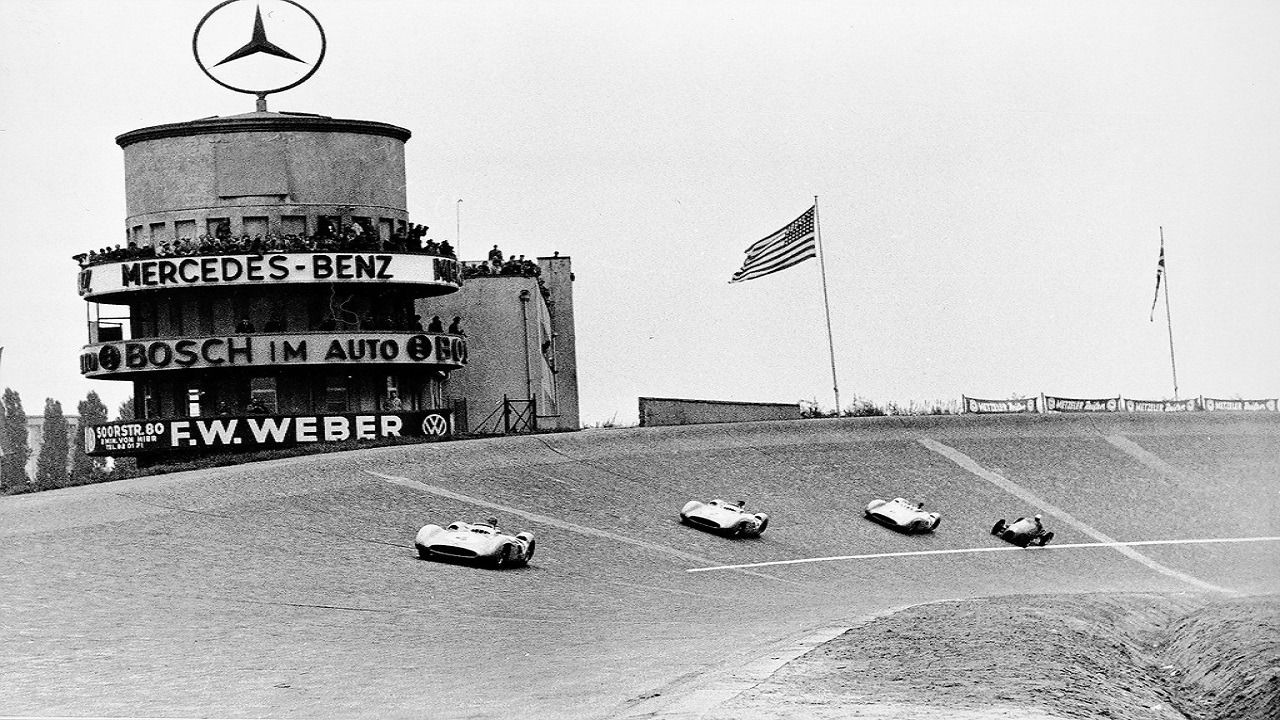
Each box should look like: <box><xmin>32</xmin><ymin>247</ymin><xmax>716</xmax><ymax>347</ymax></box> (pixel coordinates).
<box><xmin>1</xmin><ymin>0</ymin><xmax>1278</xmax><ymax>425</ymax></box>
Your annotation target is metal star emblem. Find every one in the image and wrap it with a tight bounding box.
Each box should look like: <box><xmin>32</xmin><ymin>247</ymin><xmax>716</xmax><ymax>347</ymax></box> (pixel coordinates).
<box><xmin>214</xmin><ymin>5</ymin><xmax>303</xmax><ymax>66</ymax></box>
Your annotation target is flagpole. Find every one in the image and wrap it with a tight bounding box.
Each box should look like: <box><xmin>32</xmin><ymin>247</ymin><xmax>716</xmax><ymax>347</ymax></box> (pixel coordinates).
<box><xmin>813</xmin><ymin>196</ymin><xmax>841</xmax><ymax>414</ymax></box>
<box><xmin>1160</xmin><ymin>226</ymin><xmax>1179</xmax><ymax>399</ymax></box>
<box><xmin>456</xmin><ymin>199</ymin><xmax>463</xmax><ymax>258</ymax></box>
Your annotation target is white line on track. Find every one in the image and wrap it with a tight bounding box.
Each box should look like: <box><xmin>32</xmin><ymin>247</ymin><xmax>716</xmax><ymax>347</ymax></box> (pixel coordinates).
<box><xmin>686</xmin><ymin>535</ymin><xmax>1280</xmax><ymax>573</ymax></box>
<box><xmin>362</xmin><ymin>469</ymin><xmax>808</xmax><ymax>586</ymax></box>
<box><xmin>916</xmin><ymin>436</ymin><xmax>1236</xmax><ymax>594</ymax></box>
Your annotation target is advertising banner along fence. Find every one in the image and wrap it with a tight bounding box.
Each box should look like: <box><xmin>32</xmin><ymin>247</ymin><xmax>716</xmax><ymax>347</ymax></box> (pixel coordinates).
<box><xmin>962</xmin><ymin>396</ymin><xmax>1038</xmax><ymax>414</ymax></box>
<box><xmin>1202</xmin><ymin>398</ymin><xmax>1279</xmax><ymax>412</ymax></box>
<box><xmin>84</xmin><ymin>410</ymin><xmax>453</xmax><ymax>456</ymax></box>
<box><xmin>1124</xmin><ymin>398</ymin><xmax>1201</xmax><ymax>413</ymax></box>
<box><xmin>1043</xmin><ymin>396</ymin><xmax>1121</xmax><ymax>413</ymax></box>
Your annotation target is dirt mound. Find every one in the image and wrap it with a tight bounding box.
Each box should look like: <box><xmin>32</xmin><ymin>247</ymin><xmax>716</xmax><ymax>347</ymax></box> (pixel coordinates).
<box><xmin>711</xmin><ymin>593</ymin><xmax>1278</xmax><ymax>720</ymax></box>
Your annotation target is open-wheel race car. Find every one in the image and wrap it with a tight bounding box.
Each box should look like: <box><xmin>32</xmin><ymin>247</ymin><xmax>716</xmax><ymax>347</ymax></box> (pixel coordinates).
<box><xmin>864</xmin><ymin>497</ymin><xmax>941</xmax><ymax>534</ymax></box>
<box><xmin>991</xmin><ymin>515</ymin><xmax>1054</xmax><ymax>548</ymax></box>
<box><xmin>414</xmin><ymin>518</ymin><xmax>535</xmax><ymax>568</ymax></box>
<box><xmin>679</xmin><ymin>499</ymin><xmax>769</xmax><ymax>538</ymax></box>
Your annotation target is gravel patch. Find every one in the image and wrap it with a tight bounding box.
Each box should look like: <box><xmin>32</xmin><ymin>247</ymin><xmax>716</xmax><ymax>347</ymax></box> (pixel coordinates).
<box><xmin>709</xmin><ymin>593</ymin><xmax>1278</xmax><ymax>720</ymax></box>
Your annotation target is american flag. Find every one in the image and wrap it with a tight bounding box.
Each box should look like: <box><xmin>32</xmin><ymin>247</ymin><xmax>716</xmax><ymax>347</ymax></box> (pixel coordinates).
<box><xmin>1149</xmin><ymin>243</ymin><xmax>1165</xmax><ymax>322</ymax></box>
<box><xmin>729</xmin><ymin>205</ymin><xmax>817</xmax><ymax>283</ymax></box>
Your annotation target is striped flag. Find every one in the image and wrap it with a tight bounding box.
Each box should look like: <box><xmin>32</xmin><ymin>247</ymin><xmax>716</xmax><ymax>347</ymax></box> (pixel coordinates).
<box><xmin>1148</xmin><ymin>244</ymin><xmax>1165</xmax><ymax>322</ymax></box>
<box><xmin>729</xmin><ymin>205</ymin><xmax>817</xmax><ymax>283</ymax></box>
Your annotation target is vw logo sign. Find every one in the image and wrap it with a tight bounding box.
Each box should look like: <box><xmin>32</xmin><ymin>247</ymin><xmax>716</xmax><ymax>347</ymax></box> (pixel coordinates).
<box><xmin>421</xmin><ymin>414</ymin><xmax>449</xmax><ymax>437</ymax></box>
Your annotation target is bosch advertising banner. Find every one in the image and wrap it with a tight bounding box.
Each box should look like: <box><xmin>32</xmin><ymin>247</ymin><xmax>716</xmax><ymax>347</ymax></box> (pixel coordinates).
<box><xmin>1124</xmin><ymin>398</ymin><xmax>1200</xmax><ymax>413</ymax></box>
<box><xmin>80</xmin><ymin>332</ymin><xmax>467</xmax><ymax>378</ymax></box>
<box><xmin>77</xmin><ymin>253</ymin><xmax>461</xmax><ymax>300</ymax></box>
<box><xmin>1044</xmin><ymin>396</ymin><xmax>1120</xmax><ymax>413</ymax></box>
<box><xmin>84</xmin><ymin>410</ymin><xmax>453</xmax><ymax>456</ymax></box>
<box><xmin>1202</xmin><ymin>398</ymin><xmax>1278</xmax><ymax>412</ymax></box>
<box><xmin>962</xmin><ymin>396</ymin><xmax>1038</xmax><ymax>414</ymax></box>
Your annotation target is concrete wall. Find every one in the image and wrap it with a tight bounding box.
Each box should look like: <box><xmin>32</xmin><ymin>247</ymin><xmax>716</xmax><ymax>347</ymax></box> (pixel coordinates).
<box><xmin>418</xmin><ymin>260</ymin><xmax>579</xmax><ymax>433</ymax></box>
<box><xmin>638</xmin><ymin>398</ymin><xmax>802</xmax><ymax>427</ymax></box>
<box><xmin>117</xmin><ymin>113</ymin><xmax>409</xmax><ymax>243</ymax></box>
<box><xmin>537</xmin><ymin>255</ymin><xmax>579</xmax><ymax>431</ymax></box>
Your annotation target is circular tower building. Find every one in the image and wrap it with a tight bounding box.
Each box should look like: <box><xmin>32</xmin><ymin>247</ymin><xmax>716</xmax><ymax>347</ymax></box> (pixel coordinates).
<box><xmin>79</xmin><ymin>111</ymin><xmax>466</xmax><ymax>459</ymax></box>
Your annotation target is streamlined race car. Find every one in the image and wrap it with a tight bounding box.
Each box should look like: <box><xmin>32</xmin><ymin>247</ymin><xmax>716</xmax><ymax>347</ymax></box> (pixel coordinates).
<box><xmin>414</xmin><ymin>519</ymin><xmax>535</xmax><ymax>568</ymax></box>
<box><xmin>991</xmin><ymin>516</ymin><xmax>1054</xmax><ymax>548</ymax></box>
<box><xmin>679</xmin><ymin>499</ymin><xmax>769</xmax><ymax>537</ymax></box>
<box><xmin>864</xmin><ymin>497</ymin><xmax>941</xmax><ymax>534</ymax></box>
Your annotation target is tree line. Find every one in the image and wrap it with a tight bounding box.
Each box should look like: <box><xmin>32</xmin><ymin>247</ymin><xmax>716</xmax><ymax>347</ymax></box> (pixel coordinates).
<box><xmin>1</xmin><ymin>388</ymin><xmax>134</xmax><ymax>494</ymax></box>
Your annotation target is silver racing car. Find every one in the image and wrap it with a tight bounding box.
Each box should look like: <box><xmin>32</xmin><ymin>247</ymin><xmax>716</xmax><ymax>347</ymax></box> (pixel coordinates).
<box><xmin>864</xmin><ymin>497</ymin><xmax>941</xmax><ymax>534</ymax></box>
<box><xmin>679</xmin><ymin>499</ymin><xmax>769</xmax><ymax>537</ymax></box>
<box><xmin>991</xmin><ymin>515</ymin><xmax>1054</xmax><ymax>548</ymax></box>
<box><xmin>414</xmin><ymin>519</ymin><xmax>535</xmax><ymax>568</ymax></box>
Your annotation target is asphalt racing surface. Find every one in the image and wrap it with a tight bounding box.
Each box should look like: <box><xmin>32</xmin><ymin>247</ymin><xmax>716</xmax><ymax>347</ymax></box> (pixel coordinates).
<box><xmin>2</xmin><ymin>413</ymin><xmax>1277</xmax><ymax>718</ymax></box>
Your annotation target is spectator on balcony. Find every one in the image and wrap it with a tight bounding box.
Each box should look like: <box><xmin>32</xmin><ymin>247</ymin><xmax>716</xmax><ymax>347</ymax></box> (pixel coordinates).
<box><xmin>235</xmin><ymin>316</ymin><xmax>255</xmax><ymax>333</ymax></box>
<box><xmin>411</xmin><ymin>314</ymin><xmax>424</xmax><ymax>331</ymax></box>
<box><xmin>488</xmin><ymin>244</ymin><xmax>504</xmax><ymax>265</ymax></box>
<box><xmin>438</xmin><ymin>239</ymin><xmax>454</xmax><ymax>257</ymax></box>
<box><xmin>448</xmin><ymin>317</ymin><xmax>465</xmax><ymax>335</ymax></box>
<box><xmin>383</xmin><ymin>390</ymin><xmax>404</xmax><ymax>411</ymax></box>
<box><xmin>427</xmin><ymin>316</ymin><xmax>444</xmax><ymax>333</ymax></box>
<box><xmin>245</xmin><ymin>397</ymin><xmax>269</xmax><ymax>414</ymax></box>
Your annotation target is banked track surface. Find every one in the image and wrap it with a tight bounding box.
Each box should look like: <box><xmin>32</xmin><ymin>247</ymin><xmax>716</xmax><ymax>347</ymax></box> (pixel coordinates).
<box><xmin>1</xmin><ymin>413</ymin><xmax>1276</xmax><ymax>718</ymax></box>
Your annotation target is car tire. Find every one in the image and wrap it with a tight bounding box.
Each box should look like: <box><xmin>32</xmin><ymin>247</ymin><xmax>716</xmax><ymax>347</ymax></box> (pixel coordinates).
<box><xmin>733</xmin><ymin>523</ymin><xmax>748</xmax><ymax>538</ymax></box>
<box><xmin>991</xmin><ymin>519</ymin><xmax>1006</xmax><ymax>535</ymax></box>
<box><xmin>493</xmin><ymin>546</ymin><xmax>510</xmax><ymax>569</ymax></box>
<box><xmin>416</xmin><ymin>545</ymin><xmax>432</xmax><ymax>560</ymax></box>
<box><xmin>679</xmin><ymin>514</ymin><xmax>690</xmax><ymax>525</ymax></box>
<box><xmin>1017</xmin><ymin>537</ymin><xmax>1032</xmax><ymax>548</ymax></box>
<box><xmin>929</xmin><ymin>517</ymin><xmax>941</xmax><ymax>532</ymax></box>
<box><xmin>1039</xmin><ymin>532</ymin><xmax>1054</xmax><ymax>547</ymax></box>
<box><xmin>756</xmin><ymin>517</ymin><xmax>769</xmax><ymax>535</ymax></box>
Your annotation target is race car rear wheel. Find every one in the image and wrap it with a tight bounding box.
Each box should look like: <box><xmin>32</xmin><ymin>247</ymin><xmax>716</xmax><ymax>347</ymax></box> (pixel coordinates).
<box><xmin>991</xmin><ymin>519</ymin><xmax>1006</xmax><ymax>535</ymax></box>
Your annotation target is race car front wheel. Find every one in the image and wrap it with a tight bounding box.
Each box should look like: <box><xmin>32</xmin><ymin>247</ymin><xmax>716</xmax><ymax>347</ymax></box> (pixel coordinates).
<box><xmin>492</xmin><ymin>546</ymin><xmax>511</xmax><ymax>569</ymax></box>
<box><xmin>416</xmin><ymin>545</ymin><xmax>432</xmax><ymax>561</ymax></box>
<box><xmin>991</xmin><ymin>519</ymin><xmax>1006</xmax><ymax>535</ymax></box>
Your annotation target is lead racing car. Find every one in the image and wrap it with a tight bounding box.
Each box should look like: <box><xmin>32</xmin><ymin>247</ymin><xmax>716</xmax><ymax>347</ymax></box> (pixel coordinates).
<box><xmin>679</xmin><ymin>499</ymin><xmax>769</xmax><ymax>538</ymax></box>
<box><xmin>414</xmin><ymin>518</ymin><xmax>535</xmax><ymax>568</ymax></box>
<box><xmin>864</xmin><ymin>497</ymin><xmax>941</xmax><ymax>534</ymax></box>
<box><xmin>991</xmin><ymin>515</ymin><xmax>1054</xmax><ymax>548</ymax></box>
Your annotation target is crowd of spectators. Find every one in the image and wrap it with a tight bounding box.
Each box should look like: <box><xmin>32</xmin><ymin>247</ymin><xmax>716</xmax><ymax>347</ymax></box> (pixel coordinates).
<box><xmin>75</xmin><ymin>220</ymin><xmax>455</xmax><ymax>268</ymax></box>
<box><xmin>227</xmin><ymin>312</ymin><xmax>464</xmax><ymax>335</ymax></box>
<box><xmin>460</xmin><ymin>244</ymin><xmax>542</xmax><ymax>279</ymax></box>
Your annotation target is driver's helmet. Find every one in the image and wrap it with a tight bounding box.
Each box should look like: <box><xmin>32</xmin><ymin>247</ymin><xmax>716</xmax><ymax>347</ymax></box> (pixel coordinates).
<box><xmin>1034</xmin><ymin>514</ymin><xmax>1042</xmax><ymax>520</ymax></box>
<box><xmin>736</xmin><ymin>500</ymin><xmax>746</xmax><ymax>508</ymax></box>
<box><xmin>486</xmin><ymin>515</ymin><xmax>499</xmax><ymax>527</ymax></box>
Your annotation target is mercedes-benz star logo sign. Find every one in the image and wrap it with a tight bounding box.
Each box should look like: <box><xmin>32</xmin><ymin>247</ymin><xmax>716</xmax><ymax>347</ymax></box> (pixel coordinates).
<box><xmin>193</xmin><ymin>0</ymin><xmax>326</xmax><ymax>99</ymax></box>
